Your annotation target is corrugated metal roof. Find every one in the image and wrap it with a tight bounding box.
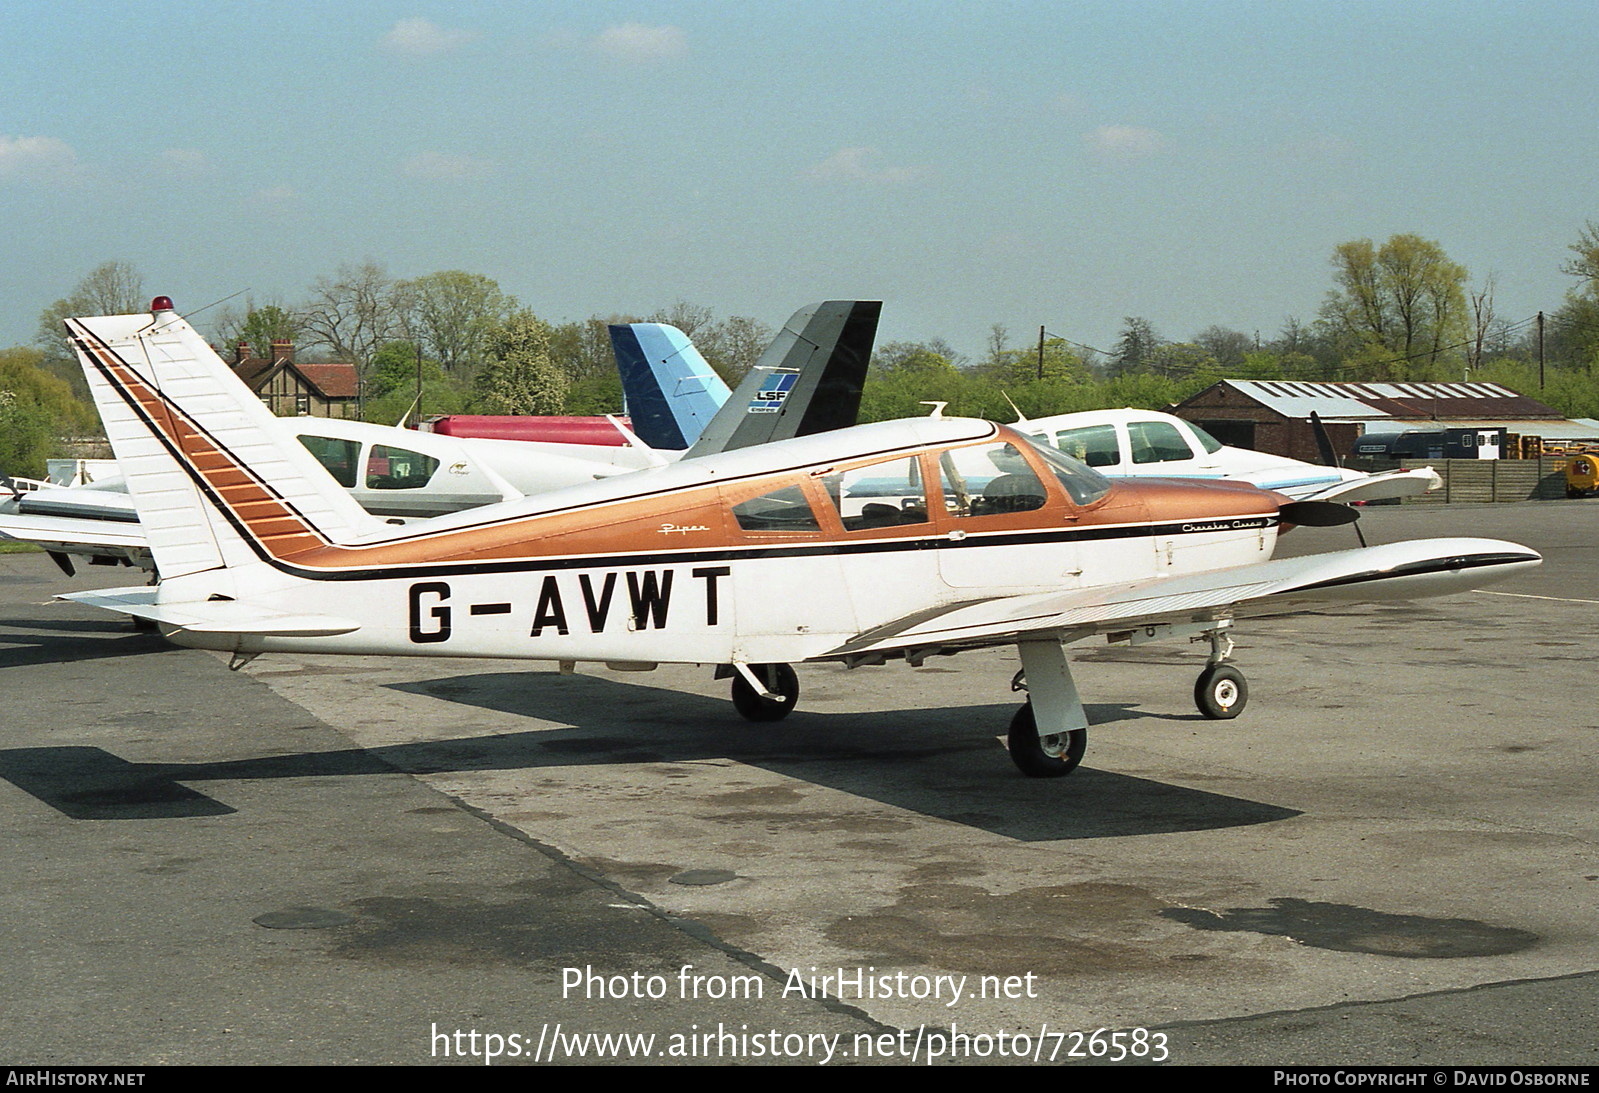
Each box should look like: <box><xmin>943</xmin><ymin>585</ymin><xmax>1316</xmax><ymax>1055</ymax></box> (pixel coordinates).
<box><xmin>1206</xmin><ymin>379</ymin><xmax>1561</xmax><ymax>421</ymax></box>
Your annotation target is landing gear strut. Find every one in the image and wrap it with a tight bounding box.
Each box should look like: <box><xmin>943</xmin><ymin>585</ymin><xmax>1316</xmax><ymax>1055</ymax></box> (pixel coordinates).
<box><xmin>1006</xmin><ymin>640</ymin><xmax>1091</xmax><ymax>778</ymax></box>
<box><xmin>1194</xmin><ymin>626</ymin><xmax>1247</xmax><ymax>719</ymax></box>
<box><xmin>729</xmin><ymin>662</ymin><xmax>799</xmax><ymax>722</ymax></box>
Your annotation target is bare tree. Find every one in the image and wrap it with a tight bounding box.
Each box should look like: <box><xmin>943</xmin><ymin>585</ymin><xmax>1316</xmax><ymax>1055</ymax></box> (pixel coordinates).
<box><xmin>36</xmin><ymin>261</ymin><xmax>146</xmax><ymax>349</ymax></box>
<box><xmin>297</xmin><ymin>261</ymin><xmax>401</xmax><ymax>371</ymax></box>
<box><xmin>1467</xmin><ymin>275</ymin><xmax>1497</xmax><ymax>373</ymax></box>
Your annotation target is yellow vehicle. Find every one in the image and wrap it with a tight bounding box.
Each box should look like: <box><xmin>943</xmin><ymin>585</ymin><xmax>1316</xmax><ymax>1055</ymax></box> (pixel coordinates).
<box><xmin>1567</xmin><ymin>454</ymin><xmax>1599</xmax><ymax>498</ymax></box>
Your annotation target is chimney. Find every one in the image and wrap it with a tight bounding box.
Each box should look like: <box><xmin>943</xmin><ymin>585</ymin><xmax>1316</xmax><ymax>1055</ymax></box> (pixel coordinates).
<box><xmin>234</xmin><ymin>341</ymin><xmax>250</xmax><ymax>365</ymax></box>
<box><xmin>270</xmin><ymin>339</ymin><xmax>295</xmax><ymax>365</ymax></box>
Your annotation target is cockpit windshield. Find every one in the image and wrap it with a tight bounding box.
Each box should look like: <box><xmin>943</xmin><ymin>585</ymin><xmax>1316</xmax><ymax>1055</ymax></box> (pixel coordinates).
<box><xmin>1017</xmin><ymin>432</ymin><xmax>1114</xmax><ymax>506</ymax></box>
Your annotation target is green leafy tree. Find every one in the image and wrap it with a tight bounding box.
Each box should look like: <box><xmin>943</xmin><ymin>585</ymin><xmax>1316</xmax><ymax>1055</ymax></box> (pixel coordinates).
<box><xmin>474</xmin><ymin>311</ymin><xmax>569</xmax><ymax>415</ymax></box>
<box><xmin>1547</xmin><ymin>222</ymin><xmax>1599</xmax><ymax>369</ymax></box>
<box><xmin>1109</xmin><ymin>317</ymin><xmax>1161</xmax><ymax>376</ymax></box>
<box><xmin>1319</xmin><ymin>234</ymin><xmax>1468</xmax><ymax>377</ymax></box>
<box><xmin>396</xmin><ymin>270</ymin><xmax>517</xmax><ymax>376</ymax></box>
<box><xmin>361</xmin><ymin>341</ymin><xmax>470</xmax><ymax>424</ymax></box>
<box><xmin>214</xmin><ymin>303</ymin><xmax>300</xmax><ymax>360</ymax></box>
<box><xmin>0</xmin><ymin>347</ymin><xmax>99</xmax><ymax>475</ymax></box>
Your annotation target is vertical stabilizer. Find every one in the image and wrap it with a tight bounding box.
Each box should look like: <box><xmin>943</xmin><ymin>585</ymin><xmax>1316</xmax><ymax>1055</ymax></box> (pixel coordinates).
<box><xmin>68</xmin><ymin>307</ymin><xmax>383</xmax><ymax>578</ymax></box>
<box><xmin>608</xmin><ymin>322</ymin><xmax>731</xmax><ymax>449</ymax></box>
<box><xmin>683</xmin><ymin>301</ymin><xmax>880</xmax><ymax>459</ymax></box>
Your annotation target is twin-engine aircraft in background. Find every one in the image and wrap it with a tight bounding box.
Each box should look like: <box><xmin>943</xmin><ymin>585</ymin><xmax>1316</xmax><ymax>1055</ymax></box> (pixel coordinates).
<box><xmin>58</xmin><ymin>301</ymin><xmax>1539</xmax><ymax>778</ymax></box>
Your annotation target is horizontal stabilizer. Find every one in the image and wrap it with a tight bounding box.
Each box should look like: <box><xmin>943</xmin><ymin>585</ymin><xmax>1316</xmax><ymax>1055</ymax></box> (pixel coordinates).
<box><xmin>61</xmin><ymin>587</ymin><xmax>361</xmax><ymax>637</ymax></box>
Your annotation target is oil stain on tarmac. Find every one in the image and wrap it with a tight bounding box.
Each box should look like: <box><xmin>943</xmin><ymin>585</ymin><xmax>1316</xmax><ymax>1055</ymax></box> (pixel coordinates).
<box><xmin>1162</xmin><ymin>897</ymin><xmax>1538</xmax><ymax>958</ymax></box>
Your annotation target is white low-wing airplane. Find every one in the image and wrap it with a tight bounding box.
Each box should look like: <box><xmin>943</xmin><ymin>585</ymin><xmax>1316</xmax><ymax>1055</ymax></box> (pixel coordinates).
<box><xmin>1019</xmin><ymin>407</ymin><xmax>1441</xmax><ymax>503</ymax></box>
<box><xmin>59</xmin><ymin>303</ymin><xmax>1539</xmax><ymax>777</ymax></box>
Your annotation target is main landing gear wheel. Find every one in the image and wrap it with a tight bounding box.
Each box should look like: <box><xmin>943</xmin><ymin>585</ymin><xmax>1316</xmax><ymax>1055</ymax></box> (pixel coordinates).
<box><xmin>1194</xmin><ymin>663</ymin><xmax>1247</xmax><ymax>719</ymax></box>
<box><xmin>1006</xmin><ymin>701</ymin><xmax>1087</xmax><ymax>778</ymax></box>
<box><xmin>731</xmin><ymin>663</ymin><xmax>799</xmax><ymax>722</ymax></box>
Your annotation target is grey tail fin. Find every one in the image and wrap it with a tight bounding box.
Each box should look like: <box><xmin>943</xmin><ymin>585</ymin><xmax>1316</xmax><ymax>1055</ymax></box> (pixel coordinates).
<box><xmin>683</xmin><ymin>301</ymin><xmax>880</xmax><ymax>458</ymax></box>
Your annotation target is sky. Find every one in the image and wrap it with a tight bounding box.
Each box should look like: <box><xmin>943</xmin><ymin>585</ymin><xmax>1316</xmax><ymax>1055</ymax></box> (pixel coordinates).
<box><xmin>3</xmin><ymin>1</ymin><xmax>1597</xmax><ymax>362</ymax></box>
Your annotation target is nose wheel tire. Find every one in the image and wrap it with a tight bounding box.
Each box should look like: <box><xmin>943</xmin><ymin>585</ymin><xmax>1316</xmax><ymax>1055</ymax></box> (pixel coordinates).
<box><xmin>731</xmin><ymin>663</ymin><xmax>799</xmax><ymax>722</ymax></box>
<box><xmin>1006</xmin><ymin>701</ymin><xmax>1087</xmax><ymax>778</ymax></box>
<box><xmin>1195</xmin><ymin>663</ymin><xmax>1247</xmax><ymax>719</ymax></box>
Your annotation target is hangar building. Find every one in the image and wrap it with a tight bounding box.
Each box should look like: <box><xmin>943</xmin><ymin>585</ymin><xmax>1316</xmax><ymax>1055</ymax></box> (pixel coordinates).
<box><xmin>1171</xmin><ymin>379</ymin><xmax>1584</xmax><ymax>462</ymax></box>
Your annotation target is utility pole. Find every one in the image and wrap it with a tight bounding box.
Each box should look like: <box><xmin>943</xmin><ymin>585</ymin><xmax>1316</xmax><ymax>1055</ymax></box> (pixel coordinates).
<box><xmin>1537</xmin><ymin>311</ymin><xmax>1545</xmax><ymax>389</ymax></box>
<box><xmin>1037</xmin><ymin>326</ymin><xmax>1045</xmax><ymax>380</ymax></box>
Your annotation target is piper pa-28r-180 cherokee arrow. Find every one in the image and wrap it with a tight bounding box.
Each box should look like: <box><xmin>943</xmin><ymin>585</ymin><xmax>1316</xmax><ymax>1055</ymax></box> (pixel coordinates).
<box><xmin>60</xmin><ymin>300</ymin><xmax>1541</xmax><ymax>778</ymax></box>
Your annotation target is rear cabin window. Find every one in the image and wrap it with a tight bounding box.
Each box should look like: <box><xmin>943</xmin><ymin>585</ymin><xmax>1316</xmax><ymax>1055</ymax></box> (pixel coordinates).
<box><xmin>1127</xmin><ymin>420</ymin><xmax>1195</xmax><ymax>464</ymax></box>
<box><xmin>299</xmin><ymin>435</ymin><xmax>360</xmax><ymax>488</ymax></box>
<box><xmin>366</xmin><ymin>445</ymin><xmax>440</xmax><ymax>490</ymax></box>
<box><xmin>731</xmin><ymin>485</ymin><xmax>821</xmax><ymax>533</ymax></box>
<box><xmin>820</xmin><ymin>457</ymin><xmax>929</xmax><ymax>531</ymax></box>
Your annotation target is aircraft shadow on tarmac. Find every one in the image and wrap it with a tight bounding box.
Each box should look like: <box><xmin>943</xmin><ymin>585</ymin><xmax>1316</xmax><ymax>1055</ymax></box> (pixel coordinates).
<box><xmin>0</xmin><ymin>671</ymin><xmax>1298</xmax><ymax>840</ymax></box>
<box><xmin>0</xmin><ymin>617</ymin><xmax>171</xmax><ymax>670</ymax></box>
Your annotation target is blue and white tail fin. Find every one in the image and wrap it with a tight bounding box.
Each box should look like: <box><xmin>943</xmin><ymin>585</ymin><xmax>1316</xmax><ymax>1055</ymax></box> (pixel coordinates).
<box><xmin>608</xmin><ymin>322</ymin><xmax>730</xmax><ymax>450</ymax></box>
<box><xmin>67</xmin><ymin>302</ymin><xmax>384</xmax><ymax>579</ymax></box>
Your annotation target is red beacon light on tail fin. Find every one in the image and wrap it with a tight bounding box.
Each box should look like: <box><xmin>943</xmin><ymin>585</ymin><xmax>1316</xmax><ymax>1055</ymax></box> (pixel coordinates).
<box><xmin>150</xmin><ymin>296</ymin><xmax>175</xmax><ymax>313</ymax></box>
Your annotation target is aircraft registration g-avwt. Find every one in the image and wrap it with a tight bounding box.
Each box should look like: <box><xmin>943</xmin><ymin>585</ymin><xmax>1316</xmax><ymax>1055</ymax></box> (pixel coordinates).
<box><xmin>61</xmin><ymin>301</ymin><xmax>1541</xmax><ymax>778</ymax></box>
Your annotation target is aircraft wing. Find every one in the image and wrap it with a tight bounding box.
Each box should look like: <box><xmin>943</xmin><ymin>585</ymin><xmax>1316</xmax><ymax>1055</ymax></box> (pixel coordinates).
<box><xmin>59</xmin><ymin>587</ymin><xmax>361</xmax><ymax>637</ymax></box>
<box><xmin>0</xmin><ymin>510</ymin><xmax>152</xmax><ymax>570</ymax></box>
<box><xmin>1288</xmin><ymin>467</ymin><xmax>1443</xmax><ymax>504</ymax></box>
<box><xmin>683</xmin><ymin>301</ymin><xmax>881</xmax><ymax>458</ymax></box>
<box><xmin>826</xmin><ymin>537</ymin><xmax>1539</xmax><ymax>658</ymax></box>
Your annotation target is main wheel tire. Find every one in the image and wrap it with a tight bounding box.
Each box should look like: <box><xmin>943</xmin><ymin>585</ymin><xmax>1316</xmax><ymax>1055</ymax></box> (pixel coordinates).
<box><xmin>1195</xmin><ymin>663</ymin><xmax>1248</xmax><ymax>719</ymax></box>
<box><xmin>731</xmin><ymin>663</ymin><xmax>799</xmax><ymax>722</ymax></box>
<box><xmin>1006</xmin><ymin>701</ymin><xmax>1087</xmax><ymax>778</ymax></box>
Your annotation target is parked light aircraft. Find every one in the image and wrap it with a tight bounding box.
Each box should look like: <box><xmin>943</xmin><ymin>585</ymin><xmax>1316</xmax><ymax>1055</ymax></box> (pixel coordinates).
<box><xmin>0</xmin><ymin>301</ymin><xmax>879</xmax><ymax>573</ymax></box>
<box><xmin>1018</xmin><ymin>407</ymin><xmax>1440</xmax><ymax>504</ymax></box>
<box><xmin>615</xmin><ymin>332</ymin><xmax>1441</xmax><ymax>505</ymax></box>
<box><xmin>56</xmin><ymin>302</ymin><xmax>1539</xmax><ymax>777</ymax></box>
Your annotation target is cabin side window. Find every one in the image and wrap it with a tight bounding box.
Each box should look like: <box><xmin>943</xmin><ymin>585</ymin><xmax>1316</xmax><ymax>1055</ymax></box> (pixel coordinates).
<box><xmin>819</xmin><ymin>457</ymin><xmax>929</xmax><ymax>531</ymax></box>
<box><xmin>366</xmin><ymin>445</ymin><xmax>441</xmax><ymax>490</ymax></box>
<box><xmin>1127</xmin><ymin>420</ymin><xmax>1195</xmax><ymax>464</ymax></box>
<box><xmin>298</xmin><ymin>435</ymin><xmax>361</xmax><ymax>488</ymax></box>
<box><xmin>1054</xmin><ymin>424</ymin><xmax>1121</xmax><ymax>467</ymax></box>
<box><xmin>939</xmin><ymin>443</ymin><xmax>1048</xmax><ymax>517</ymax></box>
<box><xmin>731</xmin><ymin>485</ymin><xmax>821</xmax><ymax>533</ymax></box>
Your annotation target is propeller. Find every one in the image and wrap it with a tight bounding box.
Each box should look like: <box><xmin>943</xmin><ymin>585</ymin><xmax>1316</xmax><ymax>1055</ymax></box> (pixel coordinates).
<box><xmin>1278</xmin><ymin>500</ymin><xmax>1361</xmax><ymax>527</ymax></box>
<box><xmin>1308</xmin><ymin>411</ymin><xmax>1342</xmax><ymax>468</ymax></box>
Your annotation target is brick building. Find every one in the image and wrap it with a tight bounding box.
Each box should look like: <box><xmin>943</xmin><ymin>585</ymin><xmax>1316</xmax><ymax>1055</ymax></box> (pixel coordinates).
<box><xmin>230</xmin><ymin>340</ymin><xmax>358</xmax><ymax>418</ymax></box>
<box><xmin>1172</xmin><ymin>379</ymin><xmax>1567</xmax><ymax>461</ymax></box>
